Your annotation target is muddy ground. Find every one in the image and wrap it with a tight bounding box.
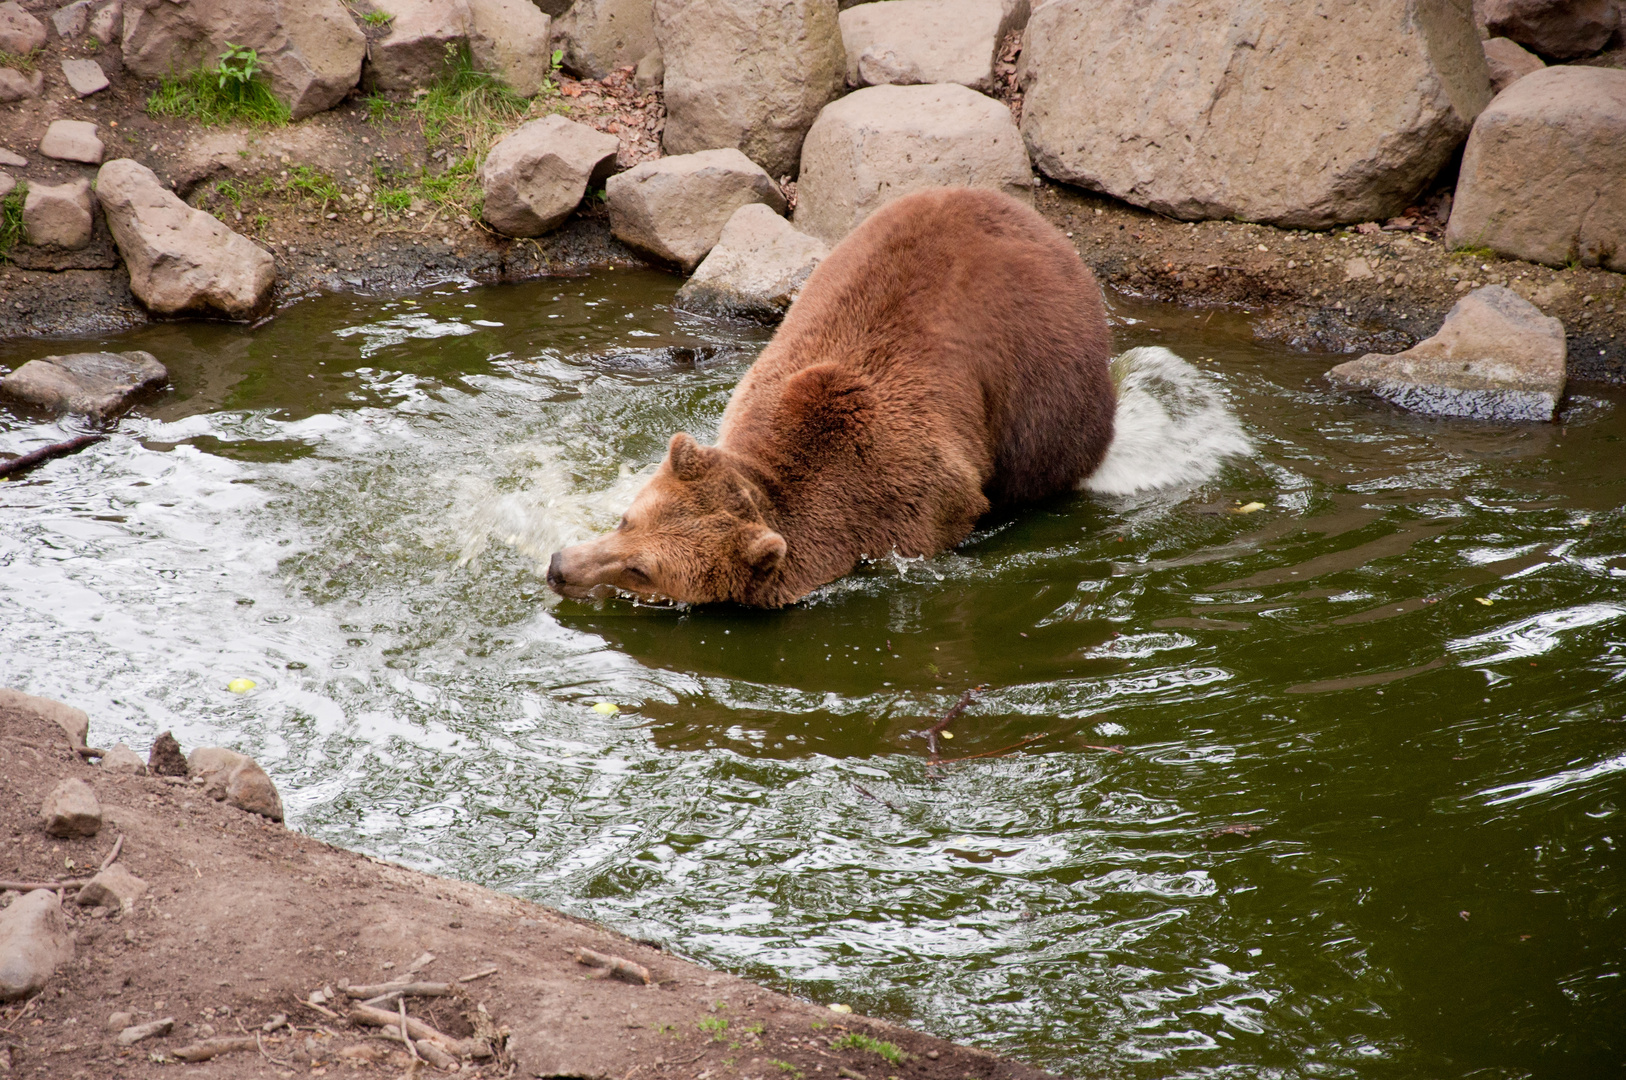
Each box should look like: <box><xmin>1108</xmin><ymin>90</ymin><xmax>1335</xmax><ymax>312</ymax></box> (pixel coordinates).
<box><xmin>2</xmin><ymin>702</ymin><xmax>1056</xmax><ymax>1080</ymax></box>
<box><xmin>1</xmin><ymin>31</ymin><xmax>1623</xmax><ymax>383</ymax></box>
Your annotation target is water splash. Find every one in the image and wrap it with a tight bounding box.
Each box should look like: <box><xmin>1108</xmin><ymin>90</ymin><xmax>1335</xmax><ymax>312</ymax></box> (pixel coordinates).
<box><xmin>1081</xmin><ymin>346</ymin><xmax>1253</xmax><ymax>495</ymax></box>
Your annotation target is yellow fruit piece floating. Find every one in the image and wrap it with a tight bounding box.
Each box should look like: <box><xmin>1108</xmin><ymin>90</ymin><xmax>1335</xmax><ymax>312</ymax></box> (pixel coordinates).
<box><xmin>227</xmin><ymin>678</ymin><xmax>257</xmax><ymax>694</ymax></box>
<box><xmin>592</xmin><ymin>701</ymin><xmax>620</xmax><ymax>714</ymax></box>
<box><xmin>1231</xmin><ymin>501</ymin><xmax>1267</xmax><ymax>514</ymax></box>
<box><xmin>1475</xmin><ymin>597</ymin><xmax>1494</xmax><ymax>606</ymax></box>
<box><xmin>827</xmin><ymin>1004</ymin><xmax>853</xmax><ymax>1014</ymax></box>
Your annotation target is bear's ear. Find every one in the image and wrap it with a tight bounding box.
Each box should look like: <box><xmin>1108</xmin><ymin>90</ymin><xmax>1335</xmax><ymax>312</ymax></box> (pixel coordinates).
<box><xmin>668</xmin><ymin>432</ymin><xmax>712</xmax><ymax>481</ymax></box>
<box><xmin>743</xmin><ymin>526</ymin><xmax>787</xmax><ymax>573</ymax></box>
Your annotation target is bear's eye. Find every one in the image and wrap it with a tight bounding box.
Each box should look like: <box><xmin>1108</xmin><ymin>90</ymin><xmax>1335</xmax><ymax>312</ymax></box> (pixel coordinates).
<box><xmin>623</xmin><ymin>564</ymin><xmax>651</xmax><ymax>584</ymax></box>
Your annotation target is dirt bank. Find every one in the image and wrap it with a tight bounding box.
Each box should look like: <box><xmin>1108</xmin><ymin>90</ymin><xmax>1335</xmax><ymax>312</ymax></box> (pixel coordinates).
<box><xmin>1</xmin><ymin>700</ymin><xmax>1056</xmax><ymax>1080</ymax></box>
<box><xmin>2</xmin><ymin>38</ymin><xmax>1621</xmax><ymax>384</ymax></box>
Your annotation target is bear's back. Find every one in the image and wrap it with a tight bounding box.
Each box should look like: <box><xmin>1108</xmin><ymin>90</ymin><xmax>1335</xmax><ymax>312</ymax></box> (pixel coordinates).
<box><xmin>737</xmin><ymin>187</ymin><xmax>1115</xmax><ymax>506</ymax></box>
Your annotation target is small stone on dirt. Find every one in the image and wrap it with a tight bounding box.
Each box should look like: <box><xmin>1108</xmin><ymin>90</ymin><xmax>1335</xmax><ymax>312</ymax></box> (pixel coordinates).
<box><xmin>0</xmin><ymin>889</ymin><xmax>75</xmax><ymax>1002</ymax></box>
<box><xmin>188</xmin><ymin>746</ymin><xmax>285</xmax><ymax>821</ymax></box>
<box><xmin>107</xmin><ymin>1010</ymin><xmax>133</xmax><ymax>1032</ymax></box>
<box><xmin>478</xmin><ymin>115</ymin><xmax>620</xmax><ymax>237</ymax></box>
<box><xmin>51</xmin><ymin>0</ymin><xmax>92</xmax><ymax>39</ymax></box>
<box><xmin>88</xmin><ymin>0</ymin><xmax>119</xmax><ymax>44</ymax></box>
<box><xmin>38</xmin><ymin>120</ymin><xmax>104</xmax><ymax>165</ymax></box>
<box><xmin>102</xmin><ymin>743</ymin><xmax>148</xmax><ymax>774</ymax></box>
<box><xmin>116</xmin><ymin>1017</ymin><xmax>174</xmax><ymax>1046</ymax></box>
<box><xmin>75</xmin><ymin>864</ymin><xmax>148</xmax><ymax>911</ymax></box>
<box><xmin>42</xmin><ymin>777</ymin><xmax>101</xmax><ymax>838</ymax></box>
<box><xmin>148</xmin><ymin>731</ymin><xmax>188</xmax><ymax>777</ymax></box>
<box><xmin>1343</xmin><ymin>257</ymin><xmax>1374</xmax><ymax>280</ymax></box>
<box><xmin>0</xmin><ymin>65</ymin><xmax>42</xmax><ymax>102</ymax></box>
<box><xmin>60</xmin><ymin>57</ymin><xmax>109</xmax><ymax>97</ymax></box>
<box><xmin>0</xmin><ymin>147</ymin><xmax>25</xmax><ymax>167</ymax></box>
<box><xmin>0</xmin><ymin>351</ymin><xmax>167</xmax><ymax>417</ymax></box>
<box><xmin>22</xmin><ymin>178</ymin><xmax>95</xmax><ymax>251</ymax></box>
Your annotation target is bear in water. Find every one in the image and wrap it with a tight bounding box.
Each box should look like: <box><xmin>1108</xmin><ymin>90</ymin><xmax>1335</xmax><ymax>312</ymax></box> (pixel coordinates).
<box><xmin>547</xmin><ymin>186</ymin><xmax>1115</xmax><ymax>608</ymax></box>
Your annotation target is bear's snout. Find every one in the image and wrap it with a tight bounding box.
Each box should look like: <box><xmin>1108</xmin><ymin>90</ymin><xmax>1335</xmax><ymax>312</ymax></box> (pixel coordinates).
<box><xmin>546</xmin><ymin>550</ymin><xmax>566</xmax><ymax>590</ymax></box>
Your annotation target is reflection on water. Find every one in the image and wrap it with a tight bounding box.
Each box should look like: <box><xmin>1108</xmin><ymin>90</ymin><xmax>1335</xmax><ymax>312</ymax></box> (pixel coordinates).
<box><xmin>3</xmin><ymin>273</ymin><xmax>1624</xmax><ymax>1079</ymax></box>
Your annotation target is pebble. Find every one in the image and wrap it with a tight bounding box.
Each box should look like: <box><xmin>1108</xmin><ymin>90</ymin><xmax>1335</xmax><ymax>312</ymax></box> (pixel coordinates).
<box><xmin>102</xmin><ymin>743</ymin><xmax>148</xmax><ymax>774</ymax></box>
<box><xmin>75</xmin><ymin>863</ymin><xmax>148</xmax><ymax>911</ymax></box>
<box><xmin>107</xmin><ymin>1011</ymin><xmax>133</xmax><ymax>1032</ymax></box>
<box><xmin>0</xmin><ymin>890</ymin><xmax>75</xmax><ymax>1001</ymax></box>
<box><xmin>41</xmin><ymin>777</ymin><xmax>101</xmax><ymax>838</ymax></box>
<box><xmin>116</xmin><ymin>1017</ymin><xmax>174</xmax><ymax>1046</ymax></box>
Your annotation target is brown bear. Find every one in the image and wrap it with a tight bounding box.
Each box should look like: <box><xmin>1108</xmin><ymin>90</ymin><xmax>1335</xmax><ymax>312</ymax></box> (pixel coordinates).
<box><xmin>546</xmin><ymin>186</ymin><xmax>1115</xmax><ymax>608</ymax></box>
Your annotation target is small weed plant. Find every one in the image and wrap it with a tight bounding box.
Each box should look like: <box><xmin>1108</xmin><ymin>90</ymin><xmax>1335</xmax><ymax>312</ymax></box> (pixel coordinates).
<box><xmin>360</xmin><ymin>9</ymin><xmax>394</xmax><ymax>25</ymax></box>
<box><xmin>697</xmin><ymin>1016</ymin><xmax>729</xmax><ymax>1041</ymax></box>
<box><xmin>830</xmin><ymin>1033</ymin><xmax>907</xmax><ymax>1066</ymax></box>
<box><xmin>148</xmin><ymin>43</ymin><xmax>290</xmax><ymax>126</ymax></box>
<box><xmin>0</xmin><ymin>180</ymin><xmax>27</xmax><ymax>260</ymax></box>
<box><xmin>0</xmin><ymin>49</ymin><xmax>41</xmax><ymax>73</ymax></box>
<box><xmin>772</xmin><ymin>1061</ymin><xmax>804</xmax><ymax>1080</ymax></box>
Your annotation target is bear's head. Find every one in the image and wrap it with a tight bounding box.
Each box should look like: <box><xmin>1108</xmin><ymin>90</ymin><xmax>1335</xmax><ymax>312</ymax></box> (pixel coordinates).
<box><xmin>546</xmin><ymin>432</ymin><xmax>787</xmax><ymax>605</ymax></box>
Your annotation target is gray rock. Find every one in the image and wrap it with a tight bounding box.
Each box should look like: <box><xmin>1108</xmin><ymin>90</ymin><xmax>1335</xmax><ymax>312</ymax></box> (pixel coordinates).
<box><xmin>75</xmin><ymin>864</ymin><xmax>148</xmax><ymax>911</ymax></box>
<box><xmin>96</xmin><ymin>158</ymin><xmax>276</xmax><ymax>319</ymax></box>
<box><xmin>88</xmin><ymin>0</ymin><xmax>120</xmax><ymax>45</ymax></box>
<box><xmin>655</xmin><ymin>0</ymin><xmax>845</xmax><ymax>177</ymax></box>
<box><xmin>38</xmin><ymin>120</ymin><xmax>104</xmax><ymax>165</ymax></box>
<box><xmin>61</xmin><ymin>57</ymin><xmax>109</xmax><ymax>96</ymax></box>
<box><xmin>102</xmin><ymin>744</ymin><xmax>148</xmax><ymax>774</ymax></box>
<box><xmin>116</xmin><ymin>1017</ymin><xmax>174</xmax><ymax>1046</ymax></box>
<box><xmin>148</xmin><ymin>731</ymin><xmax>187</xmax><ymax>776</ymax></box>
<box><xmin>1447</xmin><ymin>66</ymin><xmax>1626</xmax><ymax>272</ymax></box>
<box><xmin>607</xmin><ymin>148</ymin><xmax>787</xmax><ymax>271</ymax></box>
<box><xmin>0</xmin><ymin>66</ymin><xmax>43</xmax><ymax>102</ymax></box>
<box><xmin>1020</xmin><ymin>0</ymin><xmax>1492</xmax><ymax>228</ymax></box>
<box><xmin>188</xmin><ymin>746</ymin><xmax>284</xmax><ymax>821</ymax></box>
<box><xmin>556</xmin><ymin>0</ymin><xmax>656</xmax><ymax>80</ymax></box>
<box><xmin>367</xmin><ymin>0</ymin><xmax>553</xmax><ymax>96</ymax></box>
<box><xmin>633</xmin><ymin>45</ymin><xmax>662</xmax><ymax>90</ymax></box>
<box><xmin>0</xmin><ymin>147</ymin><xmax>25</xmax><ymax>168</ymax></box>
<box><xmin>52</xmin><ymin>0</ymin><xmax>93</xmax><ymax>38</ymax></box>
<box><xmin>0</xmin><ymin>688</ymin><xmax>90</xmax><ymax>748</ymax></box>
<box><xmin>477</xmin><ymin>115</ymin><xmax>620</xmax><ymax>237</ymax></box>
<box><xmin>1483</xmin><ymin>36</ymin><xmax>1543</xmax><ymax>94</ymax></box>
<box><xmin>794</xmin><ymin>82</ymin><xmax>1032</xmax><ymax>245</ymax></box>
<box><xmin>22</xmin><ymin>179</ymin><xmax>94</xmax><ymax>251</ymax></box>
<box><xmin>0</xmin><ymin>172</ymin><xmax>12</xmax><ymax>200</ymax></box>
<box><xmin>1327</xmin><ymin>285</ymin><xmax>1566</xmax><ymax>422</ymax></box>
<box><xmin>0</xmin><ymin>2</ymin><xmax>47</xmax><ymax>54</ymax></box>
<box><xmin>839</xmin><ymin>0</ymin><xmax>1027</xmax><ymax>92</ymax></box>
<box><xmin>121</xmin><ymin>0</ymin><xmax>365</xmax><ymax>119</ymax></box>
<box><xmin>1483</xmin><ymin>0</ymin><xmax>1619</xmax><ymax>59</ymax></box>
<box><xmin>1</xmin><ymin>351</ymin><xmax>167</xmax><ymax>417</ymax></box>
<box><xmin>106</xmin><ymin>1010</ymin><xmax>133</xmax><ymax>1032</ymax></box>
<box><xmin>0</xmin><ymin>890</ymin><xmax>75</xmax><ymax>1002</ymax></box>
<box><xmin>675</xmin><ymin>203</ymin><xmax>827</xmax><ymax>321</ymax></box>
<box><xmin>41</xmin><ymin>778</ymin><xmax>101</xmax><ymax>838</ymax></box>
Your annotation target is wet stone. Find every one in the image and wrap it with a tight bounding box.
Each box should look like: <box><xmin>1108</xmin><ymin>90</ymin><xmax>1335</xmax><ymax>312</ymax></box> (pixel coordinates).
<box><xmin>41</xmin><ymin>777</ymin><xmax>101</xmax><ymax>838</ymax></box>
<box><xmin>0</xmin><ymin>351</ymin><xmax>167</xmax><ymax>417</ymax></box>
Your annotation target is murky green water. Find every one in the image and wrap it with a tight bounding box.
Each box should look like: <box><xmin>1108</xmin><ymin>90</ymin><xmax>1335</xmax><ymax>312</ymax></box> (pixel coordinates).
<box><xmin>3</xmin><ymin>272</ymin><xmax>1624</xmax><ymax>1078</ymax></box>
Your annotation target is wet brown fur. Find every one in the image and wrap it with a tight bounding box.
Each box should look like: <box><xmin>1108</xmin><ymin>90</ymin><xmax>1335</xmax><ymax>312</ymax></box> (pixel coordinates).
<box><xmin>547</xmin><ymin>187</ymin><xmax>1115</xmax><ymax>608</ymax></box>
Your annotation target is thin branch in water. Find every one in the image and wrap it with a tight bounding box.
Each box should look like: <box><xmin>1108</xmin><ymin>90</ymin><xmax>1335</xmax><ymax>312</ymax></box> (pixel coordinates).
<box><xmin>918</xmin><ymin>685</ymin><xmax>987</xmax><ymax>762</ymax></box>
<box><xmin>0</xmin><ymin>435</ymin><xmax>106</xmax><ymax>479</ymax></box>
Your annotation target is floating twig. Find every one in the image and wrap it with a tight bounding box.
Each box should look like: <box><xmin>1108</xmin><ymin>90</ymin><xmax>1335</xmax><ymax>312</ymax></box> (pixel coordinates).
<box><xmin>0</xmin><ymin>435</ymin><xmax>106</xmax><ymax>479</ymax></box>
<box><xmin>852</xmin><ymin>784</ymin><xmax>900</xmax><ymax>811</ymax></box>
<box><xmin>575</xmin><ymin>946</ymin><xmax>652</xmax><ymax>986</ymax></box>
<box><xmin>921</xmin><ymin>685</ymin><xmax>986</xmax><ymax>763</ymax></box>
<box><xmin>938</xmin><ymin>734</ymin><xmax>1049</xmax><ymax>764</ymax></box>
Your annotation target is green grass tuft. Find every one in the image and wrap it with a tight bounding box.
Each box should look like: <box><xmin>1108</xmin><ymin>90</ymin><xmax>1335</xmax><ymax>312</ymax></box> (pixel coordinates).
<box><xmin>414</xmin><ymin>43</ymin><xmax>532</xmax><ymax>151</ymax></box>
<box><xmin>0</xmin><ymin>180</ymin><xmax>27</xmax><ymax>260</ymax></box>
<box><xmin>1449</xmin><ymin>244</ymin><xmax>1497</xmax><ymax>262</ymax></box>
<box><xmin>147</xmin><ymin>44</ymin><xmax>290</xmax><ymax>126</ymax></box>
<box><xmin>830</xmin><ymin>1033</ymin><xmax>907</xmax><ymax>1065</ymax></box>
<box><xmin>361</xmin><ymin>9</ymin><xmax>394</xmax><ymax>25</ymax></box>
<box><xmin>0</xmin><ymin>48</ymin><xmax>41</xmax><ymax>73</ymax></box>
<box><xmin>697</xmin><ymin>1016</ymin><xmax>729</xmax><ymax>1041</ymax></box>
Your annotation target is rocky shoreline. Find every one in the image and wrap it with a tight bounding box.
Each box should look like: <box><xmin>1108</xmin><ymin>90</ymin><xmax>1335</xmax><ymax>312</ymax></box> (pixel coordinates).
<box><xmin>1</xmin><ymin>689</ymin><xmax>1057</xmax><ymax>1080</ymax></box>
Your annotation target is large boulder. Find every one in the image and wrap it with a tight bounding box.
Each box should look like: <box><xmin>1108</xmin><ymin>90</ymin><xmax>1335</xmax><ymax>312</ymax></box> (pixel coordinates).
<box><xmin>1327</xmin><ymin>285</ymin><xmax>1565</xmax><ymax>422</ymax></box>
<box><xmin>478</xmin><ymin>115</ymin><xmax>620</xmax><ymax>236</ymax></box>
<box><xmin>654</xmin><ymin>0</ymin><xmax>845</xmax><ymax>178</ymax></box>
<box><xmin>1020</xmin><ymin>0</ymin><xmax>1492</xmax><ymax>228</ymax></box>
<box><xmin>0</xmin><ymin>891</ymin><xmax>74</xmax><ymax>1002</ymax></box>
<box><xmin>838</xmin><ymin>0</ymin><xmax>1028</xmax><ymax>92</ymax></box>
<box><xmin>794</xmin><ymin>83</ymin><xmax>1033</xmax><ymax>244</ymax></box>
<box><xmin>1483</xmin><ymin>36</ymin><xmax>1543</xmax><ymax>93</ymax></box>
<box><xmin>22</xmin><ymin>179</ymin><xmax>94</xmax><ymax>251</ymax></box>
<box><xmin>0</xmin><ymin>2</ymin><xmax>47</xmax><ymax>54</ymax></box>
<box><xmin>121</xmin><ymin>0</ymin><xmax>366</xmax><ymax>119</ymax></box>
<box><xmin>96</xmin><ymin>158</ymin><xmax>276</xmax><ymax>319</ymax></box>
<box><xmin>0</xmin><ymin>688</ymin><xmax>89</xmax><ymax>749</ymax></box>
<box><xmin>0</xmin><ymin>351</ymin><xmax>168</xmax><ymax>416</ymax></box>
<box><xmin>607</xmin><ymin>148</ymin><xmax>787</xmax><ymax>271</ymax></box>
<box><xmin>1446</xmin><ymin>66</ymin><xmax>1626</xmax><ymax>271</ymax></box>
<box><xmin>1483</xmin><ymin>0</ymin><xmax>1619</xmax><ymax>59</ymax></box>
<box><xmin>368</xmin><ymin>0</ymin><xmax>553</xmax><ymax>96</ymax></box>
<box><xmin>188</xmin><ymin>746</ymin><xmax>284</xmax><ymax>821</ymax></box>
<box><xmin>674</xmin><ymin>203</ymin><xmax>828</xmax><ymax>320</ymax></box>
<box><xmin>556</xmin><ymin>0</ymin><xmax>655</xmax><ymax>80</ymax></box>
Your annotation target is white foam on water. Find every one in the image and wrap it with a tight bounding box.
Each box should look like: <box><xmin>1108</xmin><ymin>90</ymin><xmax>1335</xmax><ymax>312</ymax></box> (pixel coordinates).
<box><xmin>1081</xmin><ymin>346</ymin><xmax>1253</xmax><ymax>495</ymax></box>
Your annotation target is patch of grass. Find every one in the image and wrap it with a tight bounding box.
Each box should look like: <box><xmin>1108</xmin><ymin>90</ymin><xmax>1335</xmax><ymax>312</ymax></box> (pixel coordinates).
<box><xmin>0</xmin><ymin>49</ymin><xmax>41</xmax><ymax>73</ymax></box>
<box><xmin>772</xmin><ymin>1061</ymin><xmax>804</xmax><ymax>1080</ymax></box>
<box><xmin>414</xmin><ymin>43</ymin><xmax>532</xmax><ymax>151</ymax></box>
<box><xmin>360</xmin><ymin>9</ymin><xmax>393</xmax><ymax>25</ymax></box>
<box><xmin>0</xmin><ymin>180</ymin><xmax>27</xmax><ymax>261</ymax></box>
<box><xmin>697</xmin><ymin>1016</ymin><xmax>729</xmax><ymax>1041</ymax></box>
<box><xmin>1450</xmin><ymin>244</ymin><xmax>1496</xmax><ymax>261</ymax></box>
<box><xmin>830</xmin><ymin>1033</ymin><xmax>907</xmax><ymax>1066</ymax></box>
<box><xmin>363</xmin><ymin>91</ymin><xmax>397</xmax><ymax>123</ymax></box>
<box><xmin>286</xmin><ymin>165</ymin><xmax>341</xmax><ymax>205</ymax></box>
<box><xmin>215</xmin><ymin>178</ymin><xmax>244</xmax><ymax>207</ymax></box>
<box><xmin>147</xmin><ymin>44</ymin><xmax>290</xmax><ymax>126</ymax></box>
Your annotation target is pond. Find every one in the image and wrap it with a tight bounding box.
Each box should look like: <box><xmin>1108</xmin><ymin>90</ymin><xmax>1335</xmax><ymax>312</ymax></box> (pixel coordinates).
<box><xmin>2</xmin><ymin>271</ymin><xmax>1623</xmax><ymax>1078</ymax></box>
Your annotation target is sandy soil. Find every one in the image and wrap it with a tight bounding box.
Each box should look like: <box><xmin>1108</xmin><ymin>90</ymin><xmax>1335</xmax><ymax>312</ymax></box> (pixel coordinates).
<box><xmin>2</xmin><ymin>701</ymin><xmax>1056</xmax><ymax>1080</ymax></box>
<box><xmin>1</xmin><ymin>30</ymin><xmax>1622</xmax><ymax>382</ymax></box>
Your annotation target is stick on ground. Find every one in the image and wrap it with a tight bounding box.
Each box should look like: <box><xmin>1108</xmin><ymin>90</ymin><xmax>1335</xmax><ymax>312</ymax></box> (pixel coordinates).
<box><xmin>575</xmin><ymin>946</ymin><xmax>653</xmax><ymax>986</ymax></box>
